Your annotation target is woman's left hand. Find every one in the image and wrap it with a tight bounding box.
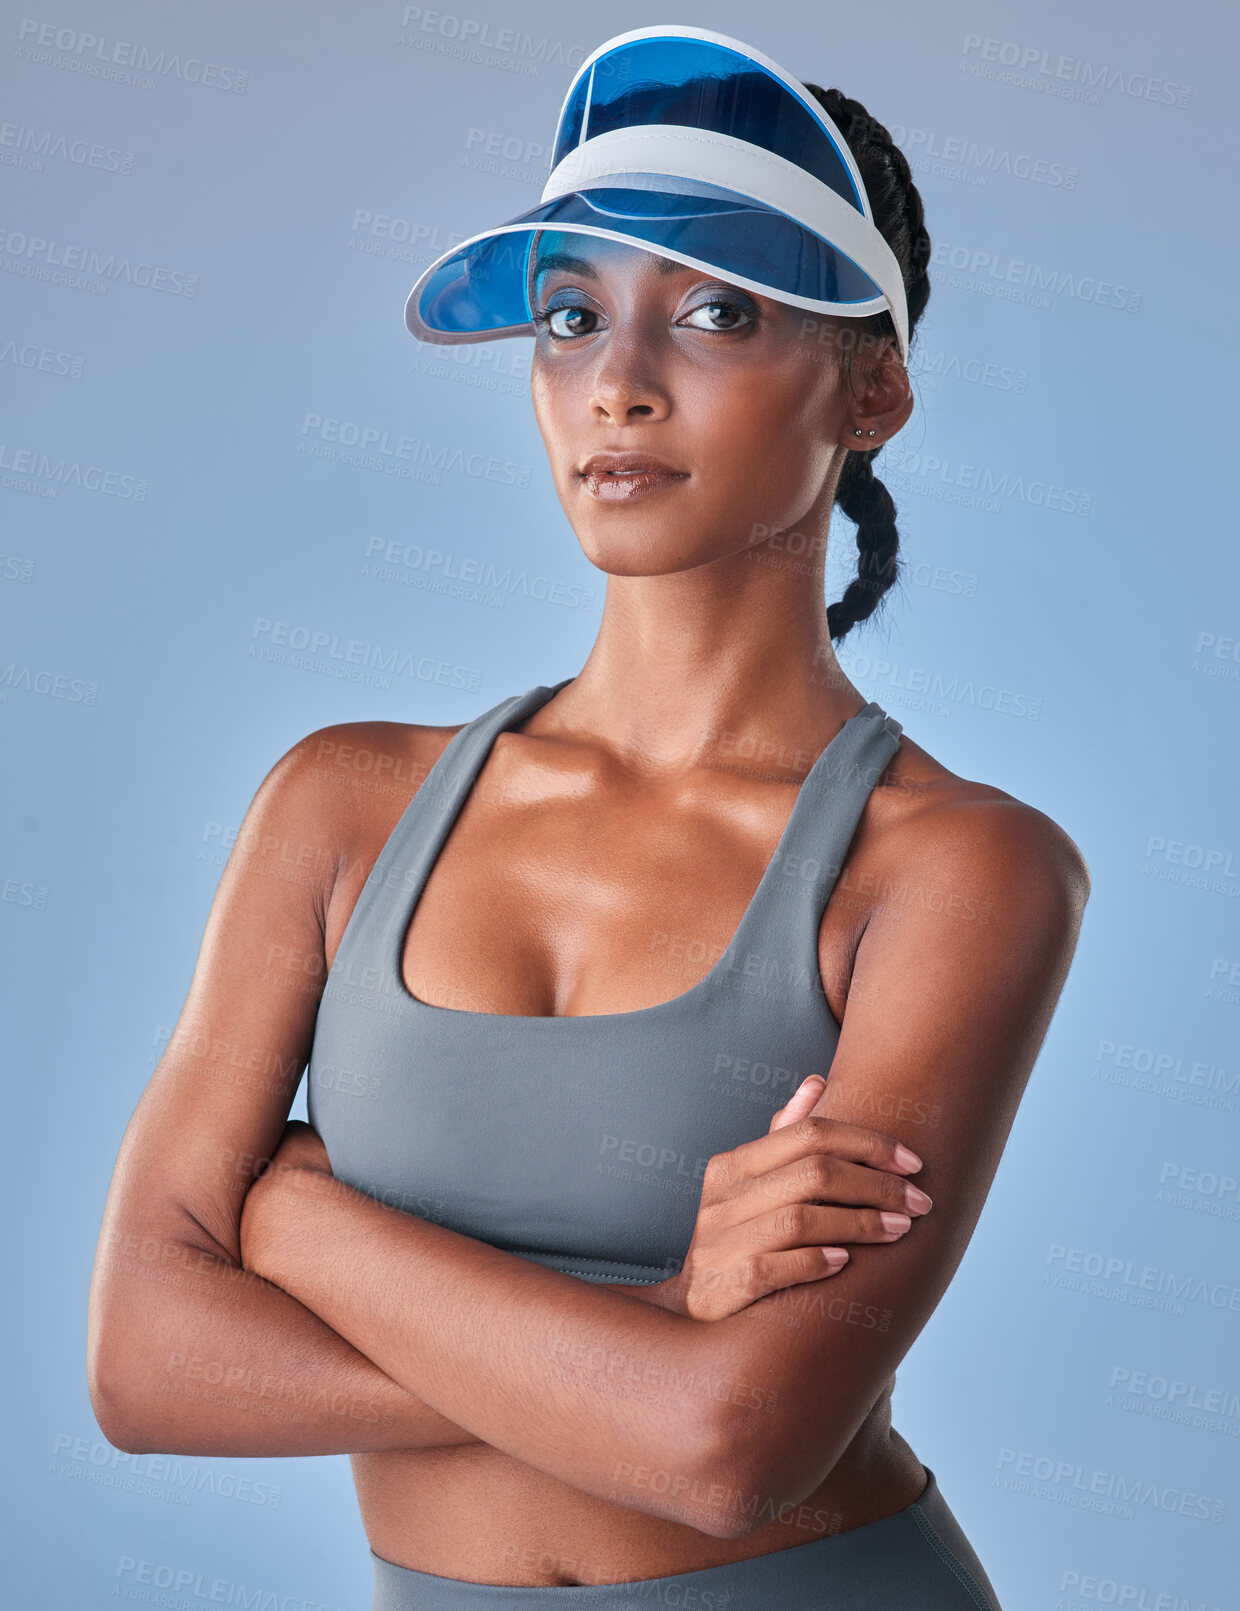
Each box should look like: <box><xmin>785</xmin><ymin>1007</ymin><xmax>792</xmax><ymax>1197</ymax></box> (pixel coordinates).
<box><xmin>238</xmin><ymin>1120</ymin><xmax>333</xmax><ymax>1282</ymax></box>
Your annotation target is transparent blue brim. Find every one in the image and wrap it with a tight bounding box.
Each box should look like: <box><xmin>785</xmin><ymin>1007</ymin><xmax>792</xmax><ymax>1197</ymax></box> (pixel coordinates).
<box><xmin>409</xmin><ymin>180</ymin><xmax>888</xmax><ymax>341</ymax></box>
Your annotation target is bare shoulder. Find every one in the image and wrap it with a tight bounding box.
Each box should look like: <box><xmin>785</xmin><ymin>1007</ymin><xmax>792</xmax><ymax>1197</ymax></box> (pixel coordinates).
<box><xmin>867</xmin><ymin>725</ymin><xmax>1093</xmax><ymax>921</ymax></box>
<box><xmin>270</xmin><ymin>717</ymin><xmax>467</xmax><ymax>828</ymax></box>
<box><xmin>257</xmin><ymin>717</ymin><xmax>468</xmax><ymax>962</ymax></box>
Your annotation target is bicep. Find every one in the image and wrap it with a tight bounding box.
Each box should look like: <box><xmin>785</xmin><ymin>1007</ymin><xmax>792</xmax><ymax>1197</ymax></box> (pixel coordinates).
<box><xmin>706</xmin><ymin>799</ymin><xmax>1090</xmax><ymax>1497</ymax></box>
<box><xmin>97</xmin><ymin>730</ymin><xmax>348</xmax><ymax>1268</ymax></box>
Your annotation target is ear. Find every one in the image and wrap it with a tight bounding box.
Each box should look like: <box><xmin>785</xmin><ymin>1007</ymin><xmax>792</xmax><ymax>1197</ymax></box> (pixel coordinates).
<box><xmin>842</xmin><ymin>336</ymin><xmax>914</xmax><ymax>449</ymax></box>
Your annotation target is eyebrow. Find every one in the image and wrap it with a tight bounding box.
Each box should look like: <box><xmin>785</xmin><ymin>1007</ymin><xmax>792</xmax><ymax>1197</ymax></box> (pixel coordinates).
<box><xmin>530</xmin><ymin>248</ymin><xmax>691</xmax><ymax>284</ymax></box>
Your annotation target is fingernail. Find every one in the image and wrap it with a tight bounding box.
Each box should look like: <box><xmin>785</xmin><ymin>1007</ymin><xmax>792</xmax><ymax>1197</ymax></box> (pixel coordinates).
<box><xmin>880</xmin><ymin>1212</ymin><xmax>912</xmax><ymax>1234</ymax></box>
<box><xmin>893</xmin><ymin>1144</ymin><xmax>923</xmax><ymax>1172</ymax></box>
<box><xmin>821</xmin><ymin>1247</ymin><xmax>849</xmax><ymax>1268</ymax></box>
<box><xmin>905</xmin><ymin>1186</ymin><xmax>933</xmax><ymax>1214</ymax></box>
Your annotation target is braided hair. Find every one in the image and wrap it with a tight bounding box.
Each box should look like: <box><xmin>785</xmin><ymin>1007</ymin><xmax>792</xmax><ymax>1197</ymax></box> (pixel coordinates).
<box><xmin>801</xmin><ymin>85</ymin><xmax>932</xmax><ymax>643</ymax></box>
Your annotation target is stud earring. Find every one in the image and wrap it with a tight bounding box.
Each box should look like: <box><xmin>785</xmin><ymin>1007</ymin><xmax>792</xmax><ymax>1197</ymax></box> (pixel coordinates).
<box><xmin>852</xmin><ymin>428</ymin><xmax>878</xmax><ymax>438</ymax></box>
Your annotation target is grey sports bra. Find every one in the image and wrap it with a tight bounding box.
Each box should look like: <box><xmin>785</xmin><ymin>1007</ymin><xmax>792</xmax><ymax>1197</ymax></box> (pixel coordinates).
<box><xmin>306</xmin><ymin>678</ymin><xmax>903</xmax><ymax>1286</ymax></box>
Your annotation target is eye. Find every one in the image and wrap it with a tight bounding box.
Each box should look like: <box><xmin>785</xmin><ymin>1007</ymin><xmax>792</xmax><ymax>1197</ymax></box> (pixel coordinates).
<box><xmin>534</xmin><ymin>301</ymin><xmax>600</xmax><ymax>340</ymax></box>
<box><xmin>680</xmin><ymin>298</ymin><xmax>753</xmax><ymax>332</ymax></box>
<box><xmin>532</xmin><ymin>292</ymin><xmax>755</xmax><ymax>341</ymax></box>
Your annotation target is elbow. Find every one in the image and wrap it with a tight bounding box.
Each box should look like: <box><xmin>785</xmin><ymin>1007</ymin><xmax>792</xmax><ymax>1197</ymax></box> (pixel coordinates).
<box><xmin>606</xmin><ymin>1391</ymin><xmax>755</xmax><ymax>1542</ymax></box>
<box><xmin>88</xmin><ymin>1365</ymin><xmax>146</xmax><ymax>1456</ymax></box>
<box><xmin>90</xmin><ymin>1386</ymin><xmax>151</xmax><ymax>1457</ymax></box>
<box><xmin>651</xmin><ymin>1397</ymin><xmax>789</xmax><ymax>1542</ymax></box>
<box><xmin>87</xmin><ymin>1320</ymin><xmax>159</xmax><ymax>1456</ymax></box>
<box><xmin>690</xmin><ymin>1401</ymin><xmax>835</xmax><ymax>1542</ymax></box>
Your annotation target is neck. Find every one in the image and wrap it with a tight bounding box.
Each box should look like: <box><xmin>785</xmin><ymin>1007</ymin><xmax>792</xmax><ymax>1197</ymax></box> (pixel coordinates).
<box><xmin>542</xmin><ymin>553</ymin><xmax>865</xmax><ymax>776</ymax></box>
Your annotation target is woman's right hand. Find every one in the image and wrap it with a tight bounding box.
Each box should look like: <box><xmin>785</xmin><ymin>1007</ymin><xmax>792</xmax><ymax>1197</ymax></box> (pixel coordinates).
<box><xmin>643</xmin><ymin>1075</ymin><xmax>932</xmax><ymax>1321</ymax></box>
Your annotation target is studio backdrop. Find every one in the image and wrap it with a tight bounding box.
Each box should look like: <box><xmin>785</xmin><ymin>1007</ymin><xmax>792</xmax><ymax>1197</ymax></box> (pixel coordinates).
<box><xmin>2</xmin><ymin>2</ymin><xmax>1236</xmax><ymax>1608</ymax></box>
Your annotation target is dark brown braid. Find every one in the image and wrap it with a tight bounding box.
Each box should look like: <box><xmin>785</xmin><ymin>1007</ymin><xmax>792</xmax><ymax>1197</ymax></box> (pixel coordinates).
<box><xmin>801</xmin><ymin>84</ymin><xmax>932</xmax><ymax>642</ymax></box>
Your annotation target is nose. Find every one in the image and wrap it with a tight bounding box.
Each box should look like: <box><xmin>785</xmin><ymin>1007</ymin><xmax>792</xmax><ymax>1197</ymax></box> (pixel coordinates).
<box><xmin>587</xmin><ymin>322</ymin><xmax>671</xmax><ymax>425</ymax></box>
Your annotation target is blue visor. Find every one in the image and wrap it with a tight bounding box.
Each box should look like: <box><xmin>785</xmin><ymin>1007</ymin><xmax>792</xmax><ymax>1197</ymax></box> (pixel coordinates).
<box><xmin>405</xmin><ymin>28</ymin><xmax>908</xmax><ymax>359</ymax></box>
<box><xmin>413</xmin><ymin>178</ymin><xmax>888</xmax><ymax>338</ymax></box>
<box><xmin>550</xmin><ymin>34</ymin><xmax>865</xmax><ymax>210</ymax></box>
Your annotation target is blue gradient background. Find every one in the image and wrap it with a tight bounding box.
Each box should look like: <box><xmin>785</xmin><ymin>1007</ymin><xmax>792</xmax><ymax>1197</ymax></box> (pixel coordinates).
<box><xmin>2</xmin><ymin>3</ymin><xmax>1237</xmax><ymax>1607</ymax></box>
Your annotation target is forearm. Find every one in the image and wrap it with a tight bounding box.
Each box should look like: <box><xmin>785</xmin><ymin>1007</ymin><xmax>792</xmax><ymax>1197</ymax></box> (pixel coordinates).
<box><xmin>251</xmin><ymin>1169</ymin><xmax>730</xmax><ymax>1531</ymax></box>
<box><xmin>89</xmin><ymin>1222</ymin><xmax>484</xmax><ymax>1458</ymax></box>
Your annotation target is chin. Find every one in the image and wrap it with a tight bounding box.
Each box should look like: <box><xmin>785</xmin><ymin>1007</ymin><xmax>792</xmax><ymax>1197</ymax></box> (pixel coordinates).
<box><xmin>577</xmin><ymin>528</ymin><xmax>734</xmax><ymax>578</ymax></box>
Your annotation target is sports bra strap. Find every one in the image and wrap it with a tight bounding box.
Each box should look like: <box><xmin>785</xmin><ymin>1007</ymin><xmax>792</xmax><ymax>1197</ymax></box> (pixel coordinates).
<box><xmin>731</xmin><ymin>704</ymin><xmax>902</xmax><ymax>989</ymax></box>
<box><xmin>334</xmin><ymin>683</ymin><xmax>571</xmax><ymax>975</ymax></box>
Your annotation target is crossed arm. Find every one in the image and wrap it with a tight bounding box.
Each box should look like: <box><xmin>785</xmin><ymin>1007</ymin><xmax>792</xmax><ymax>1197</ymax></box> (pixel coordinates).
<box><xmin>88</xmin><ymin>726</ymin><xmax>1089</xmax><ymax>1539</ymax></box>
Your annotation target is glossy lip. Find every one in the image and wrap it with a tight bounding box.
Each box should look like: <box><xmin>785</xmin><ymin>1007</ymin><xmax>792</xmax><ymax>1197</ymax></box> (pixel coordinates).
<box><xmin>579</xmin><ymin>452</ymin><xmax>687</xmax><ymax>478</ymax></box>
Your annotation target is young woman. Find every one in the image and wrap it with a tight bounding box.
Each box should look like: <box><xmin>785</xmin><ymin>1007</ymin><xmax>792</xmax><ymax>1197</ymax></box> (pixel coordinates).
<box><xmin>88</xmin><ymin>27</ymin><xmax>1089</xmax><ymax>1611</ymax></box>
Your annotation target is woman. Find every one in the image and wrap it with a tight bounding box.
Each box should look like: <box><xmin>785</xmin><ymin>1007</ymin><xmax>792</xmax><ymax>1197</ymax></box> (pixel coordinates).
<box><xmin>87</xmin><ymin>26</ymin><xmax>1090</xmax><ymax>1611</ymax></box>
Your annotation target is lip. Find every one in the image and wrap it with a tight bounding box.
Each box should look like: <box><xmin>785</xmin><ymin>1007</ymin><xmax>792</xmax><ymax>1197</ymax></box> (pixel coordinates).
<box><xmin>578</xmin><ymin>452</ymin><xmax>689</xmax><ymax>502</ymax></box>
<box><xmin>579</xmin><ymin>452</ymin><xmax>686</xmax><ymax>477</ymax></box>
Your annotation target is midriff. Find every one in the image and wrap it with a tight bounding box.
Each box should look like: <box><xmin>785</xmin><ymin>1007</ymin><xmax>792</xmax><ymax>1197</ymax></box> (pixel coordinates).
<box><xmin>351</xmin><ymin>1387</ymin><xmax>928</xmax><ymax>1587</ymax></box>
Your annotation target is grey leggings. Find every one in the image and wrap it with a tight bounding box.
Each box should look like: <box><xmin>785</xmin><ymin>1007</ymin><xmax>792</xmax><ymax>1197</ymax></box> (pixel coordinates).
<box><xmin>369</xmin><ymin>1465</ymin><xmax>1002</xmax><ymax>1609</ymax></box>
